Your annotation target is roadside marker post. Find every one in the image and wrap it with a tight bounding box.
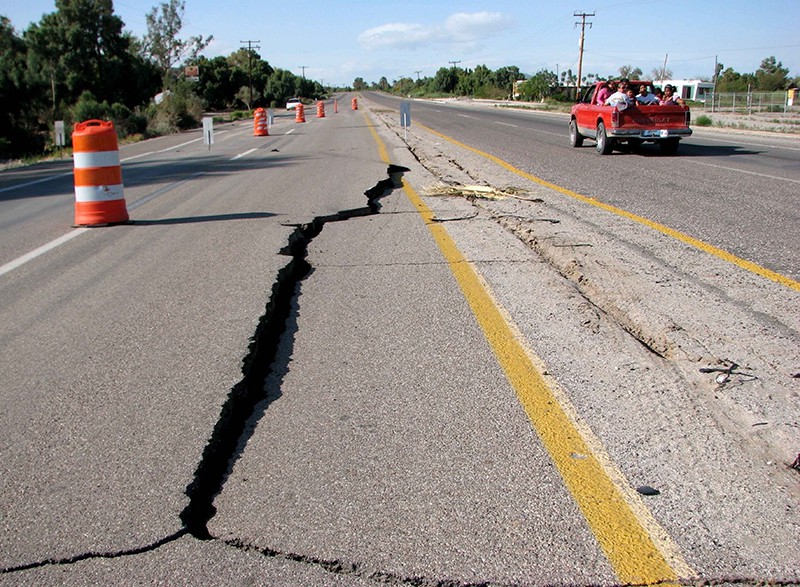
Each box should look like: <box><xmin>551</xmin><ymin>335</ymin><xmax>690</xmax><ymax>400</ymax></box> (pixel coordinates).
<box><xmin>203</xmin><ymin>116</ymin><xmax>214</xmax><ymax>150</ymax></box>
<box><xmin>400</xmin><ymin>101</ymin><xmax>411</xmax><ymax>140</ymax></box>
<box><xmin>55</xmin><ymin>120</ymin><xmax>65</xmax><ymax>158</ymax></box>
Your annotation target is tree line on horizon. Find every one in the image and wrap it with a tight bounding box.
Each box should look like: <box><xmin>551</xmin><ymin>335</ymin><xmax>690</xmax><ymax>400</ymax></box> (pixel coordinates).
<box><xmin>367</xmin><ymin>57</ymin><xmax>797</xmax><ymax>102</ymax></box>
<box><xmin>0</xmin><ymin>0</ymin><xmax>324</xmax><ymax>160</ymax></box>
<box><xmin>2</xmin><ymin>0</ymin><xmax>797</xmax><ymax>160</ymax></box>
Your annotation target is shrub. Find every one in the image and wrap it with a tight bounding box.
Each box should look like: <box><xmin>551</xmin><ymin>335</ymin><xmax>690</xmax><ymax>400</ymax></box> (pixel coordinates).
<box><xmin>695</xmin><ymin>114</ymin><xmax>713</xmax><ymax>126</ymax></box>
<box><xmin>145</xmin><ymin>87</ymin><xmax>205</xmax><ymax>136</ymax></box>
<box><xmin>73</xmin><ymin>91</ymin><xmax>112</xmax><ymax>123</ymax></box>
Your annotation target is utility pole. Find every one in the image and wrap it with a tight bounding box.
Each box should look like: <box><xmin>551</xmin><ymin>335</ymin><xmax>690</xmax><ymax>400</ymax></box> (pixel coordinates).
<box><xmin>448</xmin><ymin>60</ymin><xmax>461</xmax><ymax>69</ymax></box>
<box><xmin>414</xmin><ymin>70</ymin><xmax>422</xmax><ymax>81</ymax></box>
<box><xmin>299</xmin><ymin>65</ymin><xmax>309</xmax><ymax>79</ymax></box>
<box><xmin>240</xmin><ymin>40</ymin><xmax>260</xmax><ymax>110</ymax></box>
<box><xmin>712</xmin><ymin>55</ymin><xmax>718</xmax><ymax>113</ymax></box>
<box><xmin>574</xmin><ymin>11</ymin><xmax>594</xmax><ymax>99</ymax></box>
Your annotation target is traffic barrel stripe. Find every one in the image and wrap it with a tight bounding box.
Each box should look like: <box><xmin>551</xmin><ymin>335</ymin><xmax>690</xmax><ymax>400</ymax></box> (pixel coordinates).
<box><xmin>72</xmin><ymin>120</ymin><xmax>129</xmax><ymax>226</ymax></box>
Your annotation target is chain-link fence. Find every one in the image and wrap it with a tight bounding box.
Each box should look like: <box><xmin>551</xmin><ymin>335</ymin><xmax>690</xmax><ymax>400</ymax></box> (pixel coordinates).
<box><xmin>704</xmin><ymin>91</ymin><xmax>796</xmax><ymax>114</ymax></box>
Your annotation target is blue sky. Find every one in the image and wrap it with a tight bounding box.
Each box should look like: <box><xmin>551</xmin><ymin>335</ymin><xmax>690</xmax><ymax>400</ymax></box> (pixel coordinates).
<box><xmin>3</xmin><ymin>0</ymin><xmax>799</xmax><ymax>87</ymax></box>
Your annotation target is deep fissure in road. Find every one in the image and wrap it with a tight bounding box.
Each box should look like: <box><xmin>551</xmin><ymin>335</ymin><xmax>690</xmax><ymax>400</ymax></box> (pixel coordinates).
<box><xmin>180</xmin><ymin>168</ymin><xmax>405</xmax><ymax>539</ymax></box>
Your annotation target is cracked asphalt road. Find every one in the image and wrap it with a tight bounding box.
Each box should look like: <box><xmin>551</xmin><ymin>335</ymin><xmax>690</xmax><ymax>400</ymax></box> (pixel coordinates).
<box><xmin>1</xmin><ymin>94</ymin><xmax>798</xmax><ymax>585</ymax></box>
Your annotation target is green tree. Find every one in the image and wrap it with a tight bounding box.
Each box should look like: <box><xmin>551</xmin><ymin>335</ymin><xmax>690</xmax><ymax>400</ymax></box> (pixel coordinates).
<box><xmin>392</xmin><ymin>77</ymin><xmax>414</xmax><ymax>95</ymax></box>
<box><xmin>618</xmin><ymin>65</ymin><xmax>643</xmax><ymax>79</ymax></box>
<box><xmin>224</xmin><ymin>48</ymin><xmax>273</xmax><ymax>109</ymax></box>
<box><xmin>494</xmin><ymin>66</ymin><xmax>521</xmax><ymax>97</ymax></box>
<box><xmin>25</xmin><ymin>0</ymin><xmax>137</xmax><ymax>115</ymax></box>
<box><xmin>191</xmin><ymin>55</ymin><xmax>239</xmax><ymax>110</ymax></box>
<box><xmin>353</xmin><ymin>77</ymin><xmax>366</xmax><ymax>91</ymax></box>
<box><xmin>265</xmin><ymin>68</ymin><xmax>297</xmax><ymax>105</ymax></box>
<box><xmin>472</xmin><ymin>64</ymin><xmax>496</xmax><ymax>87</ymax></box>
<box><xmin>431</xmin><ymin>67</ymin><xmax>458</xmax><ymax>93</ymax></box>
<box><xmin>754</xmin><ymin>56</ymin><xmax>789</xmax><ymax>91</ymax></box>
<box><xmin>0</xmin><ymin>17</ymin><xmax>37</xmax><ymax>155</ymax></box>
<box><xmin>520</xmin><ymin>69</ymin><xmax>557</xmax><ymax>101</ymax></box>
<box><xmin>144</xmin><ymin>0</ymin><xmax>212</xmax><ymax>88</ymax></box>
<box><xmin>717</xmin><ymin>67</ymin><xmax>755</xmax><ymax>92</ymax></box>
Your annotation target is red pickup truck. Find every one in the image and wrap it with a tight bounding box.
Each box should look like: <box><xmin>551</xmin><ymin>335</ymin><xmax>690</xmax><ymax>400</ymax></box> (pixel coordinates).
<box><xmin>569</xmin><ymin>81</ymin><xmax>692</xmax><ymax>155</ymax></box>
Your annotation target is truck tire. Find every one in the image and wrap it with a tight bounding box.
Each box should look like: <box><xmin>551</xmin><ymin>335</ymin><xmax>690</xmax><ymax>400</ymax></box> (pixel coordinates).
<box><xmin>660</xmin><ymin>138</ymin><xmax>680</xmax><ymax>155</ymax></box>
<box><xmin>569</xmin><ymin>119</ymin><xmax>584</xmax><ymax>147</ymax></box>
<box><xmin>596</xmin><ymin>121</ymin><xmax>614</xmax><ymax>155</ymax></box>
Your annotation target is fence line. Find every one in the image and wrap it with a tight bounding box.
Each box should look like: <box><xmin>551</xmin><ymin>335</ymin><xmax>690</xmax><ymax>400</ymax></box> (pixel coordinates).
<box><xmin>705</xmin><ymin>91</ymin><xmax>796</xmax><ymax>114</ymax></box>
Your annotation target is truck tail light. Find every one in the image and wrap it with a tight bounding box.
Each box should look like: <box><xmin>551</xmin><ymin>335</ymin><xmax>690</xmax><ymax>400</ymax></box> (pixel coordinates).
<box><xmin>611</xmin><ymin>109</ymin><xmax>619</xmax><ymax>128</ymax></box>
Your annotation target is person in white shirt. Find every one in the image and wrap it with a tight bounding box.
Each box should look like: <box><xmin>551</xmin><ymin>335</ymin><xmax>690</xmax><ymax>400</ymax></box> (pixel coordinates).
<box><xmin>604</xmin><ymin>81</ymin><xmax>629</xmax><ymax>107</ymax></box>
<box><xmin>636</xmin><ymin>84</ymin><xmax>658</xmax><ymax>105</ymax></box>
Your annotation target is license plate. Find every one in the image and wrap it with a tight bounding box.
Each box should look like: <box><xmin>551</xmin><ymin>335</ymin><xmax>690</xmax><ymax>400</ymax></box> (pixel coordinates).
<box><xmin>643</xmin><ymin>129</ymin><xmax>669</xmax><ymax>138</ymax></box>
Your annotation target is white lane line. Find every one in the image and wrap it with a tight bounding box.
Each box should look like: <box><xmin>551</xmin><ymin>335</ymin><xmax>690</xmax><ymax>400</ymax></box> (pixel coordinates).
<box><xmin>0</xmin><ymin>172</ymin><xmax>206</xmax><ymax>278</ymax></box>
<box><xmin>683</xmin><ymin>159</ymin><xmax>800</xmax><ymax>184</ymax></box>
<box><xmin>691</xmin><ymin>134</ymin><xmax>800</xmax><ymax>152</ymax></box>
<box><xmin>230</xmin><ymin>148</ymin><xmax>258</xmax><ymax>161</ymax></box>
<box><xmin>0</xmin><ymin>172</ymin><xmax>71</xmax><ymax>194</ymax></box>
<box><xmin>156</xmin><ymin>137</ymin><xmax>203</xmax><ymax>152</ymax></box>
<box><xmin>495</xmin><ymin>121</ymin><xmax>518</xmax><ymax>127</ymax></box>
<box><xmin>121</xmin><ymin>151</ymin><xmax>156</xmax><ymax>162</ymax></box>
<box><xmin>286</xmin><ymin>129</ymin><xmax>295</xmax><ymax>135</ymax></box>
<box><xmin>0</xmin><ymin>228</ymin><xmax>89</xmax><ymax>278</ymax></box>
<box><xmin>457</xmin><ymin>114</ymin><xmax>474</xmax><ymax>118</ymax></box>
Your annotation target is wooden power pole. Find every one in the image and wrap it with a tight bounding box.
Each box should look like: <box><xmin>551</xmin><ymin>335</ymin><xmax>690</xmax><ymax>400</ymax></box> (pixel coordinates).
<box><xmin>574</xmin><ymin>11</ymin><xmax>594</xmax><ymax>99</ymax></box>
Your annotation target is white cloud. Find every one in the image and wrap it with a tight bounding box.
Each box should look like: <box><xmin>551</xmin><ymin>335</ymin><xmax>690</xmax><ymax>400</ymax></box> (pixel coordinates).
<box><xmin>444</xmin><ymin>12</ymin><xmax>515</xmax><ymax>42</ymax></box>
<box><xmin>358</xmin><ymin>11</ymin><xmax>514</xmax><ymax>51</ymax></box>
<box><xmin>357</xmin><ymin>22</ymin><xmax>437</xmax><ymax>50</ymax></box>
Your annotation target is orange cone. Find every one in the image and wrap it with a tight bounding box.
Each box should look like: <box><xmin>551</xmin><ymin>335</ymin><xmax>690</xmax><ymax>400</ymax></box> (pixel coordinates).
<box><xmin>253</xmin><ymin>107</ymin><xmax>269</xmax><ymax>136</ymax></box>
<box><xmin>334</xmin><ymin>99</ymin><xmax>338</xmax><ymax>113</ymax></box>
<box><xmin>295</xmin><ymin>103</ymin><xmax>306</xmax><ymax>123</ymax></box>
<box><xmin>317</xmin><ymin>101</ymin><xmax>325</xmax><ymax>118</ymax></box>
<box><xmin>351</xmin><ymin>98</ymin><xmax>358</xmax><ymax>110</ymax></box>
<box><xmin>72</xmin><ymin>120</ymin><xmax>129</xmax><ymax>226</ymax></box>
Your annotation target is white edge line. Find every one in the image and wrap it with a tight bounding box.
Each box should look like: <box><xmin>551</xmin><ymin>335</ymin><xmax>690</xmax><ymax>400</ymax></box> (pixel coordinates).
<box><xmin>156</xmin><ymin>137</ymin><xmax>203</xmax><ymax>152</ymax></box>
<box><xmin>0</xmin><ymin>229</ymin><xmax>89</xmax><ymax>278</ymax></box>
<box><xmin>121</xmin><ymin>151</ymin><xmax>156</xmax><ymax>162</ymax></box>
<box><xmin>230</xmin><ymin>148</ymin><xmax>258</xmax><ymax>161</ymax></box>
<box><xmin>683</xmin><ymin>159</ymin><xmax>800</xmax><ymax>184</ymax></box>
<box><xmin>0</xmin><ymin>172</ymin><xmax>71</xmax><ymax>194</ymax></box>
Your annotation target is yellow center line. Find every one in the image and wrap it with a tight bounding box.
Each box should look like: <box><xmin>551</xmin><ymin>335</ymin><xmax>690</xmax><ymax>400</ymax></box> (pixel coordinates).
<box><xmin>417</xmin><ymin>122</ymin><xmax>800</xmax><ymax>293</ymax></box>
<box><xmin>363</xmin><ymin>112</ymin><xmax>694</xmax><ymax>584</ymax></box>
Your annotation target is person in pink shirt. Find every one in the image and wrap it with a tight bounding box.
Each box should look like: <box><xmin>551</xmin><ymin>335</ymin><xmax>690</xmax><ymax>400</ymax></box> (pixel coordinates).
<box><xmin>595</xmin><ymin>80</ymin><xmax>616</xmax><ymax>106</ymax></box>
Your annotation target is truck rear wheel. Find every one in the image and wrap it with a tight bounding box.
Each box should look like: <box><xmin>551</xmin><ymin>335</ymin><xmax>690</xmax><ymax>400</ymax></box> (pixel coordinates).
<box><xmin>596</xmin><ymin>121</ymin><xmax>614</xmax><ymax>155</ymax></box>
<box><xmin>569</xmin><ymin>119</ymin><xmax>584</xmax><ymax>147</ymax></box>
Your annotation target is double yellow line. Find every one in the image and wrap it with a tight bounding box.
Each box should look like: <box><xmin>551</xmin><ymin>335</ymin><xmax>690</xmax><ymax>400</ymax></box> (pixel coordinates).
<box><xmin>420</xmin><ymin>123</ymin><xmax>800</xmax><ymax>293</ymax></box>
<box><xmin>365</xmin><ymin>112</ymin><xmax>695</xmax><ymax>584</ymax></box>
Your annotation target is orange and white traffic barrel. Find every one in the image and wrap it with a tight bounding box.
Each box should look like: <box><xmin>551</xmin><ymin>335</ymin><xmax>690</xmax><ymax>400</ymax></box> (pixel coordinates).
<box><xmin>253</xmin><ymin>107</ymin><xmax>269</xmax><ymax>136</ymax></box>
<box><xmin>295</xmin><ymin>103</ymin><xmax>306</xmax><ymax>123</ymax></box>
<box><xmin>316</xmin><ymin>101</ymin><xmax>325</xmax><ymax>118</ymax></box>
<box><xmin>72</xmin><ymin>120</ymin><xmax>129</xmax><ymax>226</ymax></box>
<box><xmin>351</xmin><ymin>98</ymin><xmax>358</xmax><ymax>110</ymax></box>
